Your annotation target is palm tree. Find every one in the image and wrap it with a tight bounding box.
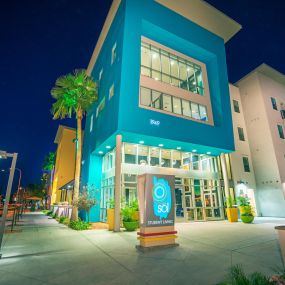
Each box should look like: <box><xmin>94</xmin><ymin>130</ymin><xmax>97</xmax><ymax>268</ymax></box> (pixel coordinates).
<box><xmin>43</xmin><ymin>152</ymin><xmax>56</xmax><ymax>209</ymax></box>
<box><xmin>51</xmin><ymin>69</ymin><xmax>98</xmax><ymax>221</ymax></box>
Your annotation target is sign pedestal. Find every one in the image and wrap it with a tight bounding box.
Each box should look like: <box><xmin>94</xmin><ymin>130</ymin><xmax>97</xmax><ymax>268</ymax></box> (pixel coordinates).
<box><xmin>137</xmin><ymin>174</ymin><xmax>178</xmax><ymax>251</ymax></box>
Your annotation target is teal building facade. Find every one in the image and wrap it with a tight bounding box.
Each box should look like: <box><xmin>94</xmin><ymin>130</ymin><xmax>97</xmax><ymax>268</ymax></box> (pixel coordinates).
<box><xmin>81</xmin><ymin>0</ymin><xmax>241</xmax><ymax>223</ymax></box>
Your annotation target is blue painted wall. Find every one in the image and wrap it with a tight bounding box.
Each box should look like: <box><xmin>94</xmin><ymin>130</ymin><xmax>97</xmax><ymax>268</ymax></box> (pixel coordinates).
<box><xmin>118</xmin><ymin>0</ymin><xmax>234</xmax><ymax>152</ymax></box>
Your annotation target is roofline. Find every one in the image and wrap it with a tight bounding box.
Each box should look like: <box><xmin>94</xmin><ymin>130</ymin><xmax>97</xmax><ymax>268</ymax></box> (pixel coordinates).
<box><xmin>235</xmin><ymin>63</ymin><xmax>285</xmax><ymax>86</ymax></box>
<box><xmin>86</xmin><ymin>0</ymin><xmax>121</xmax><ymax>76</ymax></box>
<box><xmin>86</xmin><ymin>0</ymin><xmax>241</xmax><ymax>76</ymax></box>
<box><xmin>54</xmin><ymin>125</ymin><xmax>76</xmax><ymax>144</ymax></box>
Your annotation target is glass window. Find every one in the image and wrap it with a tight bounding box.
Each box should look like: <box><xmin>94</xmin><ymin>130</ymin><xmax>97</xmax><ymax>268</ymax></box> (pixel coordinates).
<box><xmin>182</xmin><ymin>100</ymin><xmax>191</xmax><ymax>117</ymax></box>
<box><xmin>178</xmin><ymin>60</ymin><xmax>188</xmax><ymax>90</ymax></box>
<box><xmin>90</xmin><ymin>114</ymin><xmax>93</xmax><ymax>133</ymax></box>
<box><xmin>109</xmin><ymin>84</ymin><xmax>114</xmax><ymax>100</ymax></box>
<box><xmin>152</xmin><ymin>90</ymin><xmax>162</xmax><ymax>109</ymax></box>
<box><xmin>172</xmin><ymin>151</ymin><xmax>181</xmax><ymax>169</ymax></box>
<box><xmin>233</xmin><ymin>100</ymin><xmax>240</xmax><ymax>113</ymax></box>
<box><xmin>199</xmin><ymin>105</ymin><xmax>208</xmax><ymax>121</ymax></box>
<box><xmin>161</xmin><ymin>52</ymin><xmax>170</xmax><ymax>75</ymax></box>
<box><xmin>138</xmin><ymin>146</ymin><xmax>148</xmax><ymax>165</ymax></box>
<box><xmin>187</xmin><ymin>65</ymin><xmax>196</xmax><ymax>93</ymax></box>
<box><xmin>111</xmin><ymin>42</ymin><xmax>117</xmax><ymax>64</ymax></box>
<box><xmin>191</xmin><ymin>102</ymin><xmax>200</xmax><ymax>120</ymax></box>
<box><xmin>151</xmin><ymin>47</ymin><xmax>160</xmax><ymax>71</ymax></box>
<box><xmin>161</xmin><ymin>149</ymin><xmax>171</xmax><ymax>168</ymax></box>
<box><xmin>124</xmin><ymin>144</ymin><xmax>137</xmax><ymax>164</ymax></box>
<box><xmin>194</xmin><ymin>67</ymin><xmax>204</xmax><ymax>95</ymax></box>
<box><xmin>173</xmin><ymin>97</ymin><xmax>182</xmax><ymax>115</ymax></box>
<box><xmin>182</xmin><ymin>153</ymin><xmax>191</xmax><ymax>170</ymax></box>
<box><xmin>96</xmin><ymin>97</ymin><xmax>105</xmax><ymax>118</ymax></box>
<box><xmin>162</xmin><ymin>94</ymin><xmax>172</xmax><ymax>112</ymax></box>
<box><xmin>150</xmin><ymin>148</ymin><xmax>159</xmax><ymax>166</ymax></box>
<box><xmin>192</xmin><ymin>155</ymin><xmax>200</xmax><ymax>170</ymax></box>
<box><xmin>271</xmin><ymin>97</ymin><xmax>278</xmax><ymax>110</ymax></box>
<box><xmin>141</xmin><ymin>44</ymin><xmax>151</xmax><ymax>68</ymax></box>
<box><xmin>242</xmin><ymin>157</ymin><xmax>250</xmax><ymax>172</ymax></box>
<box><xmin>238</xmin><ymin>127</ymin><xmax>245</xmax><ymax>141</ymax></box>
<box><xmin>170</xmin><ymin>56</ymin><xmax>179</xmax><ymax>79</ymax></box>
<box><xmin>140</xmin><ymin>41</ymin><xmax>205</xmax><ymax>96</ymax></box>
<box><xmin>140</xmin><ymin>87</ymin><xmax>151</xmax><ymax>107</ymax></box>
<box><xmin>278</xmin><ymin>124</ymin><xmax>285</xmax><ymax>139</ymax></box>
<box><xmin>99</xmin><ymin>69</ymin><xmax>103</xmax><ymax>82</ymax></box>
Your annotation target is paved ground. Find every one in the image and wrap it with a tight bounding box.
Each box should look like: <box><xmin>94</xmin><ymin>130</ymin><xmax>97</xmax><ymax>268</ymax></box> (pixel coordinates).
<box><xmin>0</xmin><ymin>213</ymin><xmax>284</xmax><ymax>285</ymax></box>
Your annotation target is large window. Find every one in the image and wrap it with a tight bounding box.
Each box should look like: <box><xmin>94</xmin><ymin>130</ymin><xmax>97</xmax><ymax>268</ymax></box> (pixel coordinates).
<box><xmin>141</xmin><ymin>42</ymin><xmax>205</xmax><ymax>95</ymax></box>
<box><xmin>271</xmin><ymin>97</ymin><xmax>278</xmax><ymax>110</ymax></box>
<box><xmin>242</xmin><ymin>157</ymin><xmax>250</xmax><ymax>172</ymax></box>
<box><xmin>140</xmin><ymin>87</ymin><xmax>208</xmax><ymax>122</ymax></box>
<box><xmin>277</xmin><ymin>124</ymin><xmax>285</xmax><ymax>139</ymax></box>
<box><xmin>238</xmin><ymin>127</ymin><xmax>245</xmax><ymax>141</ymax></box>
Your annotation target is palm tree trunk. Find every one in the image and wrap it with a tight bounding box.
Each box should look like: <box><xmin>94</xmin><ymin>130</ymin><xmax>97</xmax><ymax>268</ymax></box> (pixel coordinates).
<box><xmin>71</xmin><ymin>108</ymin><xmax>83</xmax><ymax>221</ymax></box>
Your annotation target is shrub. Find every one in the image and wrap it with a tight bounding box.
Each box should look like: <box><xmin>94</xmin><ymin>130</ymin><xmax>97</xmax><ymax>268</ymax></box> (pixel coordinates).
<box><xmin>59</xmin><ymin>216</ymin><xmax>69</xmax><ymax>224</ymax></box>
<box><xmin>47</xmin><ymin>211</ymin><xmax>53</xmax><ymax>216</ymax></box>
<box><xmin>62</xmin><ymin>218</ymin><xmax>70</xmax><ymax>226</ymax></box>
<box><xmin>69</xmin><ymin>219</ymin><xmax>90</xmax><ymax>231</ymax></box>
<box><xmin>52</xmin><ymin>213</ymin><xmax>57</xmax><ymax>219</ymax></box>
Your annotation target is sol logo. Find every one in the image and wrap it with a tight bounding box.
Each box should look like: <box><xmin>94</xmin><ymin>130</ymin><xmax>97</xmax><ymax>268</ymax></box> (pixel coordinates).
<box><xmin>152</xmin><ymin>176</ymin><xmax>172</xmax><ymax>219</ymax></box>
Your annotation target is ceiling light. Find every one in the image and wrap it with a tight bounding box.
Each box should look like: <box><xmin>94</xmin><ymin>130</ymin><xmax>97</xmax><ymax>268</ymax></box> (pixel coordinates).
<box><xmin>158</xmin><ymin>144</ymin><xmax>164</xmax><ymax>147</ymax></box>
<box><xmin>139</xmin><ymin>141</ymin><xmax>144</xmax><ymax>144</ymax></box>
<box><xmin>206</xmin><ymin>151</ymin><xmax>211</xmax><ymax>155</ymax></box>
<box><xmin>99</xmin><ymin>151</ymin><xmax>103</xmax><ymax>154</ymax></box>
<box><xmin>192</xmin><ymin>149</ymin><xmax>197</xmax><ymax>153</ymax></box>
<box><xmin>106</xmin><ymin>146</ymin><xmax>111</xmax><ymax>149</ymax></box>
<box><xmin>177</xmin><ymin>147</ymin><xmax>181</xmax><ymax>150</ymax></box>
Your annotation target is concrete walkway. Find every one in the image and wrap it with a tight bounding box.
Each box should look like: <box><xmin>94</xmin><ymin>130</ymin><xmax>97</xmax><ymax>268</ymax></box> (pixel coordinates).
<box><xmin>0</xmin><ymin>213</ymin><xmax>284</xmax><ymax>285</ymax></box>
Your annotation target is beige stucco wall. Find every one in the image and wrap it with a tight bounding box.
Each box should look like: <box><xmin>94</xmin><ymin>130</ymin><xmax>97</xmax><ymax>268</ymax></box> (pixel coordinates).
<box><xmin>229</xmin><ymin>84</ymin><xmax>257</xmax><ymax>212</ymax></box>
<box><xmin>237</xmin><ymin>73</ymin><xmax>285</xmax><ymax>217</ymax></box>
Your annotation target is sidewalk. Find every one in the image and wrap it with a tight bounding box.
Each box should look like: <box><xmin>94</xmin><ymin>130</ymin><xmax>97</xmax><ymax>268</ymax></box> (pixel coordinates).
<box><xmin>0</xmin><ymin>213</ymin><xmax>284</xmax><ymax>285</ymax></box>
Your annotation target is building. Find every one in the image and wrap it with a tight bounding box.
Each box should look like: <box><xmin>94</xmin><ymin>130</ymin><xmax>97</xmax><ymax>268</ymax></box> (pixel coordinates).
<box><xmin>228</xmin><ymin>84</ymin><xmax>257</xmax><ymax>212</ymax></box>
<box><xmin>51</xmin><ymin>125</ymin><xmax>76</xmax><ymax>204</ymax></box>
<box><xmin>81</xmin><ymin>0</ymin><xmax>242</xmax><ymax>226</ymax></box>
<box><xmin>236</xmin><ymin>64</ymin><xmax>285</xmax><ymax>217</ymax></box>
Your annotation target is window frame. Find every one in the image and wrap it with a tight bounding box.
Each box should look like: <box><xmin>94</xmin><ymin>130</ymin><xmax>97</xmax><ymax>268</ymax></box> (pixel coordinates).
<box><xmin>233</xmin><ymin>100</ymin><xmax>240</xmax><ymax>113</ymax></box>
<box><xmin>90</xmin><ymin>114</ymin><xmax>94</xmax><ymax>133</ymax></box>
<box><xmin>237</xmin><ymin>127</ymin><xmax>245</xmax><ymax>141</ymax></box>
<box><xmin>109</xmin><ymin>84</ymin><xmax>114</xmax><ymax>100</ymax></box>
<box><xmin>111</xmin><ymin>42</ymin><xmax>117</xmax><ymax>65</ymax></box>
<box><xmin>242</xmin><ymin>156</ymin><xmax>250</xmax><ymax>172</ymax></box>
<box><xmin>271</xmin><ymin>97</ymin><xmax>278</xmax><ymax>110</ymax></box>
<box><xmin>277</xmin><ymin>124</ymin><xmax>285</xmax><ymax>139</ymax></box>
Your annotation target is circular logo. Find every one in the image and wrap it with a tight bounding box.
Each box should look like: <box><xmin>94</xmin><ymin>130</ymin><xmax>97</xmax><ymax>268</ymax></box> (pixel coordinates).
<box><xmin>153</xmin><ymin>182</ymin><xmax>167</xmax><ymax>203</ymax></box>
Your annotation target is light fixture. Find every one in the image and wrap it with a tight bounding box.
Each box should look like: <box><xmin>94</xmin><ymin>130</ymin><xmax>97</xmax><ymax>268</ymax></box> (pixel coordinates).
<box><xmin>106</xmin><ymin>146</ymin><xmax>111</xmax><ymax>149</ymax></box>
<box><xmin>206</xmin><ymin>151</ymin><xmax>211</xmax><ymax>155</ymax></box>
<box><xmin>187</xmin><ymin>68</ymin><xmax>190</xmax><ymax>72</ymax></box>
<box><xmin>170</xmin><ymin>61</ymin><xmax>175</xmax><ymax>65</ymax></box>
<box><xmin>139</xmin><ymin>141</ymin><xmax>144</xmax><ymax>144</ymax></box>
<box><xmin>152</xmin><ymin>53</ymin><xmax>157</xmax><ymax>59</ymax></box>
<box><xmin>98</xmin><ymin>151</ymin><xmax>103</xmax><ymax>154</ymax></box>
<box><xmin>192</xmin><ymin>149</ymin><xmax>197</xmax><ymax>153</ymax></box>
<box><xmin>177</xmin><ymin>147</ymin><xmax>181</xmax><ymax>150</ymax></box>
<box><xmin>158</xmin><ymin>144</ymin><xmax>164</xmax><ymax>147</ymax></box>
<box><xmin>155</xmin><ymin>77</ymin><xmax>159</xmax><ymax>81</ymax></box>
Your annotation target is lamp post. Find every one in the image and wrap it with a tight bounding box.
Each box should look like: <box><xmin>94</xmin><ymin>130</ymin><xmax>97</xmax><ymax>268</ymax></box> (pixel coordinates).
<box><xmin>0</xmin><ymin>150</ymin><xmax>18</xmax><ymax>259</ymax></box>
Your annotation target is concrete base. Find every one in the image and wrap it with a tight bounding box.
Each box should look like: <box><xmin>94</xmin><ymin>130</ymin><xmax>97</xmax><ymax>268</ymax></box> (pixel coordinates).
<box><xmin>136</xmin><ymin>243</ymin><xmax>179</xmax><ymax>252</ymax></box>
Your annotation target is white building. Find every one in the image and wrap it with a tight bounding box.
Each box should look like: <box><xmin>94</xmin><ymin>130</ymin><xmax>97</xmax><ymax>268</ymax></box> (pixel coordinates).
<box><xmin>229</xmin><ymin>84</ymin><xmax>257</xmax><ymax>213</ymax></box>
<box><xmin>236</xmin><ymin>64</ymin><xmax>285</xmax><ymax>217</ymax></box>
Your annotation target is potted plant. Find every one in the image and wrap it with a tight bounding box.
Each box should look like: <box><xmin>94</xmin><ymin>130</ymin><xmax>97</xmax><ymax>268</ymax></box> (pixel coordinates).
<box><xmin>238</xmin><ymin>196</ymin><xmax>254</xmax><ymax>223</ymax></box>
<box><xmin>226</xmin><ymin>197</ymin><xmax>238</xmax><ymax>222</ymax></box>
<box><xmin>130</xmin><ymin>199</ymin><xmax>139</xmax><ymax>221</ymax></box>
<box><xmin>107</xmin><ymin>198</ymin><xmax>115</xmax><ymax>231</ymax></box>
<box><xmin>121</xmin><ymin>206</ymin><xmax>139</xmax><ymax>231</ymax></box>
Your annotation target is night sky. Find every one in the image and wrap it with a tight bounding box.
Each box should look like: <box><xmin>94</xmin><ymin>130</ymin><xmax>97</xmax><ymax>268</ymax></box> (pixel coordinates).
<box><xmin>0</xmin><ymin>0</ymin><xmax>284</xmax><ymax>191</ymax></box>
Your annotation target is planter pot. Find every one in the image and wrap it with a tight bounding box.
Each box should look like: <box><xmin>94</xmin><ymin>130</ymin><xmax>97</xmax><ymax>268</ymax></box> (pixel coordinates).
<box><xmin>241</xmin><ymin>215</ymin><xmax>254</xmax><ymax>223</ymax></box>
<box><xmin>107</xmin><ymin>209</ymin><xmax>115</xmax><ymax>231</ymax></box>
<box><xmin>123</xmin><ymin>221</ymin><xmax>138</xmax><ymax>231</ymax></box>
<box><xmin>275</xmin><ymin>226</ymin><xmax>285</xmax><ymax>265</ymax></box>
<box><xmin>239</xmin><ymin>206</ymin><xmax>251</xmax><ymax>215</ymax></box>
<box><xmin>226</xmin><ymin>208</ymin><xmax>238</xmax><ymax>222</ymax></box>
<box><xmin>132</xmin><ymin>211</ymin><xmax>140</xmax><ymax>221</ymax></box>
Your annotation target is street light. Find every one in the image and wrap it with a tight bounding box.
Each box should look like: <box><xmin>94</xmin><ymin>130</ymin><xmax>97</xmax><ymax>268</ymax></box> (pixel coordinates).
<box><xmin>0</xmin><ymin>150</ymin><xmax>18</xmax><ymax>259</ymax></box>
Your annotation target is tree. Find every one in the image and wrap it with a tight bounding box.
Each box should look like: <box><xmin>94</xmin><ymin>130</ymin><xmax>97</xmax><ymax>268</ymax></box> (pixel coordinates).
<box><xmin>42</xmin><ymin>152</ymin><xmax>55</xmax><ymax>209</ymax></box>
<box><xmin>51</xmin><ymin>69</ymin><xmax>98</xmax><ymax>221</ymax></box>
